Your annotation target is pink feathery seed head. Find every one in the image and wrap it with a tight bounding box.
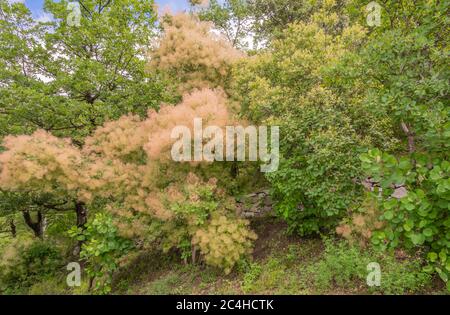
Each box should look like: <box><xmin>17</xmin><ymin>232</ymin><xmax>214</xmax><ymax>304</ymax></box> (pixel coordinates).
<box><xmin>149</xmin><ymin>13</ymin><xmax>243</xmax><ymax>93</ymax></box>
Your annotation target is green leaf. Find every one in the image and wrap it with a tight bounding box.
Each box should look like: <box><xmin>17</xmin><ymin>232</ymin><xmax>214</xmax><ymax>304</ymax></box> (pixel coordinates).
<box><xmin>439</xmin><ymin>251</ymin><xmax>447</xmax><ymax>263</ymax></box>
<box><xmin>428</xmin><ymin>252</ymin><xmax>438</xmax><ymax>262</ymax></box>
<box><xmin>398</xmin><ymin>158</ymin><xmax>411</xmax><ymax>170</ymax></box>
<box><xmin>383</xmin><ymin>199</ymin><xmax>397</xmax><ymax>210</ymax></box>
<box><xmin>403</xmin><ymin>219</ymin><xmax>414</xmax><ymax>231</ymax></box>
<box><xmin>423</xmin><ymin>228</ymin><xmax>433</xmax><ymax>237</ymax></box>
<box><xmin>384</xmin><ymin>210</ymin><xmax>394</xmax><ymax>220</ymax></box>
<box><xmin>411</xmin><ymin>233</ymin><xmax>425</xmax><ymax>245</ymax></box>
<box><xmin>423</xmin><ymin>265</ymin><xmax>434</xmax><ymax>273</ymax></box>
<box><xmin>435</xmin><ymin>267</ymin><xmax>448</xmax><ymax>282</ymax></box>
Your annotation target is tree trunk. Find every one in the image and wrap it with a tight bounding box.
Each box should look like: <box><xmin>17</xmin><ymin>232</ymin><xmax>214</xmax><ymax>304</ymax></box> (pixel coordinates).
<box><xmin>22</xmin><ymin>210</ymin><xmax>45</xmax><ymax>239</ymax></box>
<box><xmin>9</xmin><ymin>219</ymin><xmax>16</xmax><ymax>238</ymax></box>
<box><xmin>192</xmin><ymin>246</ymin><xmax>197</xmax><ymax>265</ymax></box>
<box><xmin>75</xmin><ymin>201</ymin><xmax>88</xmax><ymax>228</ymax></box>
<box><xmin>230</xmin><ymin>161</ymin><xmax>239</xmax><ymax>178</ymax></box>
<box><xmin>401</xmin><ymin>121</ymin><xmax>416</xmax><ymax>168</ymax></box>
<box><xmin>88</xmin><ymin>276</ymin><xmax>95</xmax><ymax>291</ymax></box>
<box><xmin>73</xmin><ymin>201</ymin><xmax>88</xmax><ymax>257</ymax></box>
<box><xmin>401</xmin><ymin>121</ymin><xmax>415</xmax><ymax>154</ymax></box>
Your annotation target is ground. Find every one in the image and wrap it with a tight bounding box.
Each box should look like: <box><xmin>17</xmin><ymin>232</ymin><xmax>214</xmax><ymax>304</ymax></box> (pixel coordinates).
<box><xmin>110</xmin><ymin>216</ymin><xmax>447</xmax><ymax>295</ymax></box>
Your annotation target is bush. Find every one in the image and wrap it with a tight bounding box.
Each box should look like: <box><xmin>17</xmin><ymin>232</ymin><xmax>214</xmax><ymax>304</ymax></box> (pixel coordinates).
<box><xmin>361</xmin><ymin>149</ymin><xmax>450</xmax><ymax>290</ymax></box>
<box><xmin>68</xmin><ymin>213</ymin><xmax>132</xmax><ymax>294</ymax></box>
<box><xmin>232</xmin><ymin>21</ymin><xmax>369</xmax><ymax>236</ymax></box>
<box><xmin>158</xmin><ymin>174</ymin><xmax>257</xmax><ymax>274</ymax></box>
<box><xmin>193</xmin><ymin>215</ymin><xmax>256</xmax><ymax>274</ymax></box>
<box><xmin>355</xmin><ymin>22</ymin><xmax>449</xmax><ymax>290</ymax></box>
<box><xmin>0</xmin><ymin>241</ymin><xmax>64</xmax><ymax>294</ymax></box>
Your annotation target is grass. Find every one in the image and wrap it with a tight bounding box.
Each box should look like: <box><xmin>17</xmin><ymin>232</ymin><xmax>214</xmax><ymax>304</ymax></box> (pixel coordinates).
<box><xmin>2</xmin><ymin>216</ymin><xmax>444</xmax><ymax>295</ymax></box>
<box><xmin>108</xmin><ymin>216</ymin><xmax>446</xmax><ymax>295</ymax></box>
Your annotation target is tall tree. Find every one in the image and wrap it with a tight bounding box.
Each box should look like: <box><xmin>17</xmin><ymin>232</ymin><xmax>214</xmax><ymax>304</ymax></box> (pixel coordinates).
<box><xmin>192</xmin><ymin>0</ymin><xmax>253</xmax><ymax>49</ymax></box>
<box><xmin>0</xmin><ymin>0</ymin><xmax>172</xmax><ymax>143</ymax></box>
<box><xmin>0</xmin><ymin>0</ymin><xmax>171</xmax><ymax>239</ymax></box>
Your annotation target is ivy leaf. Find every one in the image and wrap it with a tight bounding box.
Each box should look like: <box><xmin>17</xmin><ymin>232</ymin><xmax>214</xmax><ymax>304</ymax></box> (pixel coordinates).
<box><xmin>439</xmin><ymin>251</ymin><xmax>447</xmax><ymax>263</ymax></box>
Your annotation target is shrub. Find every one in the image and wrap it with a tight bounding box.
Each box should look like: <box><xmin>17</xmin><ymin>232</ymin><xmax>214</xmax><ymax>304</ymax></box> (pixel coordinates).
<box><xmin>193</xmin><ymin>215</ymin><xmax>256</xmax><ymax>274</ymax></box>
<box><xmin>361</xmin><ymin>149</ymin><xmax>450</xmax><ymax>291</ymax></box>
<box><xmin>355</xmin><ymin>20</ymin><xmax>449</xmax><ymax>290</ymax></box>
<box><xmin>148</xmin><ymin>12</ymin><xmax>243</xmax><ymax>94</ymax></box>
<box><xmin>0</xmin><ymin>9</ymin><xmax>256</xmax><ymax>277</ymax></box>
<box><xmin>160</xmin><ymin>174</ymin><xmax>257</xmax><ymax>274</ymax></box>
<box><xmin>232</xmin><ymin>21</ymin><xmax>369</xmax><ymax>236</ymax></box>
<box><xmin>68</xmin><ymin>213</ymin><xmax>133</xmax><ymax>294</ymax></box>
<box><xmin>0</xmin><ymin>241</ymin><xmax>64</xmax><ymax>294</ymax></box>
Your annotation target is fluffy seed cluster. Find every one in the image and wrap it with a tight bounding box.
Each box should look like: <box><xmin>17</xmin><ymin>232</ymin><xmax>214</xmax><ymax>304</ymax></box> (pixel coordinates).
<box><xmin>0</xmin><ymin>10</ymin><xmax>257</xmax><ymax>274</ymax></box>
<box><xmin>192</xmin><ymin>215</ymin><xmax>257</xmax><ymax>274</ymax></box>
<box><xmin>336</xmin><ymin>198</ymin><xmax>386</xmax><ymax>247</ymax></box>
<box><xmin>83</xmin><ymin>114</ymin><xmax>147</xmax><ymax>159</ymax></box>
<box><xmin>148</xmin><ymin>13</ymin><xmax>243</xmax><ymax>93</ymax></box>
<box><xmin>0</xmin><ymin>130</ymin><xmax>83</xmax><ymax>194</ymax></box>
<box><xmin>144</xmin><ymin>88</ymin><xmax>231</xmax><ymax>160</ymax></box>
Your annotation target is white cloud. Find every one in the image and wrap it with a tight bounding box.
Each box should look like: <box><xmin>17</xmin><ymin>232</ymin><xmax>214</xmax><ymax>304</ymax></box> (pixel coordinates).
<box><xmin>35</xmin><ymin>12</ymin><xmax>53</xmax><ymax>23</ymax></box>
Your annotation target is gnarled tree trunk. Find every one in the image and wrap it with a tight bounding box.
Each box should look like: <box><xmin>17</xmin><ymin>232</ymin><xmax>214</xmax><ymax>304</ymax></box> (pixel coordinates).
<box><xmin>22</xmin><ymin>210</ymin><xmax>46</xmax><ymax>239</ymax></box>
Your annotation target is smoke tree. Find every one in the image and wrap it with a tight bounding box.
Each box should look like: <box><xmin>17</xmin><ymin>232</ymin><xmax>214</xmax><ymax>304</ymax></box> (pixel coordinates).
<box><xmin>0</xmin><ymin>11</ymin><xmax>257</xmax><ymax>275</ymax></box>
<box><xmin>148</xmin><ymin>12</ymin><xmax>243</xmax><ymax>94</ymax></box>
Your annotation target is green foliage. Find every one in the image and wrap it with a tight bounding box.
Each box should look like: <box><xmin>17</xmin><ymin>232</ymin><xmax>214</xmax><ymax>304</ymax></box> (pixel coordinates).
<box><xmin>241</xmin><ymin>260</ymin><xmax>265</xmax><ymax>293</ymax></box>
<box><xmin>354</xmin><ymin>1</ymin><xmax>449</xmax><ymax>289</ymax></box>
<box><xmin>307</xmin><ymin>239</ymin><xmax>431</xmax><ymax>294</ymax></box>
<box><xmin>0</xmin><ymin>241</ymin><xmax>64</xmax><ymax>294</ymax></box>
<box><xmin>348</xmin><ymin>0</ymin><xmax>448</xmax><ymax>35</ymax></box>
<box><xmin>248</xmin><ymin>0</ymin><xmax>352</xmax><ymax>40</ymax></box>
<box><xmin>353</xmin><ymin>31</ymin><xmax>447</xmax><ymax>150</ymax></box>
<box><xmin>154</xmin><ymin>177</ymin><xmax>257</xmax><ymax>274</ymax></box>
<box><xmin>194</xmin><ymin>0</ymin><xmax>252</xmax><ymax>49</ymax></box>
<box><xmin>147</xmin><ymin>272</ymin><xmax>182</xmax><ymax>294</ymax></box>
<box><xmin>361</xmin><ymin>149</ymin><xmax>450</xmax><ymax>288</ymax></box>
<box><xmin>0</xmin><ymin>0</ymin><xmax>172</xmax><ymax>141</ymax></box>
<box><xmin>68</xmin><ymin>213</ymin><xmax>132</xmax><ymax>294</ymax></box>
<box><xmin>0</xmin><ymin>0</ymin><xmax>448</xmax><ymax>296</ymax></box>
<box><xmin>241</xmin><ymin>257</ymin><xmax>307</xmax><ymax>294</ymax></box>
<box><xmin>233</xmin><ymin>20</ymin><xmax>368</xmax><ymax>236</ymax></box>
